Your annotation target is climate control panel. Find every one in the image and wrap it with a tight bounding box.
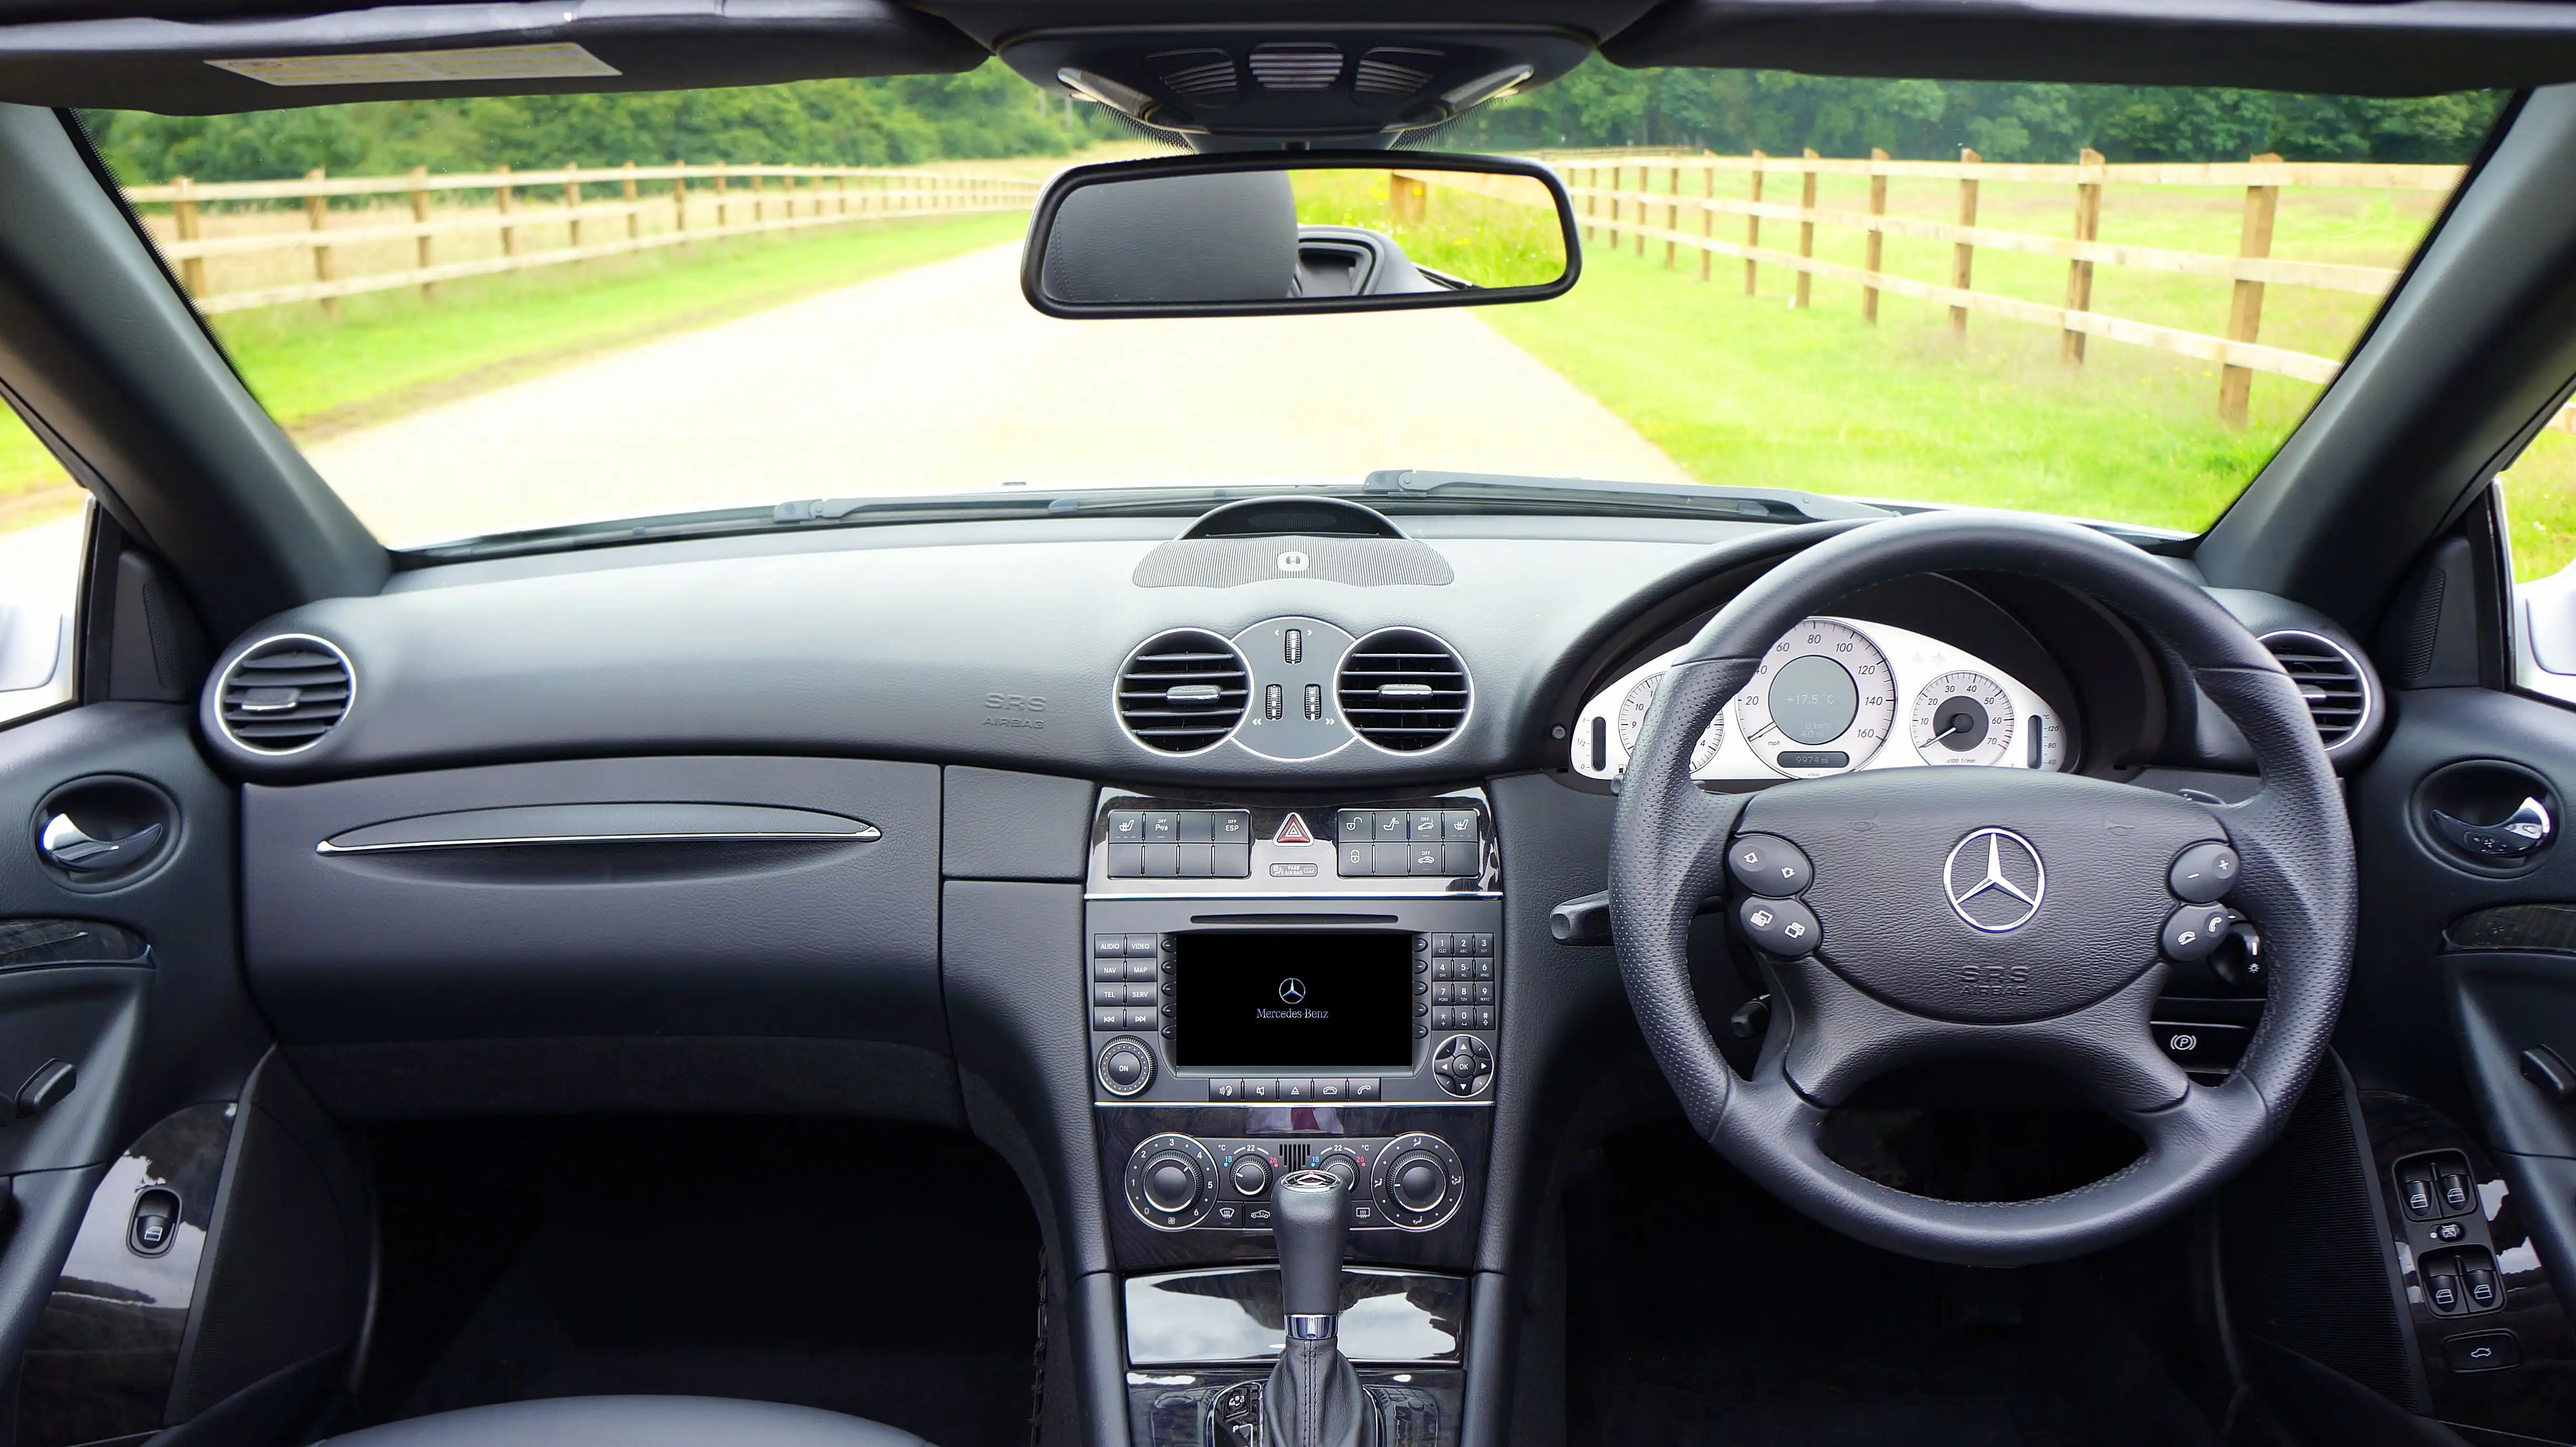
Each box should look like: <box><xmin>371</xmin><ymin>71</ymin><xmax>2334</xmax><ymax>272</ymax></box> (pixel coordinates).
<box><xmin>1124</xmin><ymin>1131</ymin><xmax>1465</xmax><ymax>1233</ymax></box>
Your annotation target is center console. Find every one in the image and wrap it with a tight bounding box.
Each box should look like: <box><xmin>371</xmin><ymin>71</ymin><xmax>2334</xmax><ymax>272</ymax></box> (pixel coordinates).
<box><xmin>1086</xmin><ymin>789</ymin><xmax>1499</xmax><ymax>1447</ymax></box>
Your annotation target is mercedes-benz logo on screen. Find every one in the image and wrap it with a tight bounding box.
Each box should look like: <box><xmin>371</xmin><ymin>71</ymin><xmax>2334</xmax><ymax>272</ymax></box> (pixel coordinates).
<box><xmin>1276</xmin><ymin>977</ymin><xmax>1308</xmax><ymax>1005</ymax></box>
<box><xmin>1944</xmin><ymin>828</ymin><xmax>2046</xmax><ymax>933</ymax></box>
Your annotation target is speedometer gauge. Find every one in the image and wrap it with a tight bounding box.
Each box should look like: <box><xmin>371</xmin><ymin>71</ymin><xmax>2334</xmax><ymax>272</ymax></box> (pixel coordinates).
<box><xmin>1616</xmin><ymin>673</ymin><xmax>1724</xmax><ymax>771</ymax></box>
<box><xmin>1910</xmin><ymin>671</ymin><xmax>2015</xmax><ymax>766</ymax></box>
<box><xmin>1734</xmin><ymin>618</ymin><xmax>1896</xmax><ymax>778</ymax></box>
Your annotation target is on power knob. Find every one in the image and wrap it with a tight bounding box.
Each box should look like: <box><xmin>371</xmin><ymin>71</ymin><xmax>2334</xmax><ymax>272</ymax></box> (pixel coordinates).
<box><xmin>1097</xmin><ymin>1036</ymin><xmax>1154</xmax><ymax>1097</ymax></box>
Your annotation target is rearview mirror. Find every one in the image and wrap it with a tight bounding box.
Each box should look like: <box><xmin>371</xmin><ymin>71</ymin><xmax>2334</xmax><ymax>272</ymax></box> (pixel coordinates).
<box><xmin>1022</xmin><ymin>152</ymin><xmax>1579</xmax><ymax>318</ymax></box>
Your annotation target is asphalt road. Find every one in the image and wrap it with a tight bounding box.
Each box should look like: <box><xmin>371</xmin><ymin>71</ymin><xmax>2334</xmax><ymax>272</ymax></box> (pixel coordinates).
<box><xmin>307</xmin><ymin>242</ymin><xmax>1692</xmax><ymax>548</ymax></box>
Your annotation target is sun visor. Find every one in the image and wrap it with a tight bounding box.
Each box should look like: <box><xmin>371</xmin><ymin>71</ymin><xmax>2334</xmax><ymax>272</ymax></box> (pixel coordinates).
<box><xmin>1604</xmin><ymin>0</ymin><xmax>2576</xmax><ymax>96</ymax></box>
<box><xmin>0</xmin><ymin>0</ymin><xmax>988</xmax><ymax>113</ymax></box>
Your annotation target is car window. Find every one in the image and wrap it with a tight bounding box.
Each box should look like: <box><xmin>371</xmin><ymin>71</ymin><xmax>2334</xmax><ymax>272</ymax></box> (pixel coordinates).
<box><xmin>0</xmin><ymin>404</ymin><xmax>84</xmax><ymax>724</ymax></box>
<box><xmin>71</xmin><ymin>66</ymin><xmax>2502</xmax><ymax>550</ymax></box>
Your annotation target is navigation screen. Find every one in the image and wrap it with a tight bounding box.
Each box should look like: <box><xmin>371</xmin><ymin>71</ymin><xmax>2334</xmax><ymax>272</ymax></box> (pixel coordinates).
<box><xmin>1171</xmin><ymin>932</ymin><xmax>1415</xmax><ymax>1071</ymax></box>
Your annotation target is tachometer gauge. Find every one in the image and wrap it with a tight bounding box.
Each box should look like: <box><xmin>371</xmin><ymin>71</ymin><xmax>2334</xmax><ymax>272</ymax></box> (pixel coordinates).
<box><xmin>1616</xmin><ymin>673</ymin><xmax>1725</xmax><ymax>771</ymax></box>
<box><xmin>1910</xmin><ymin>671</ymin><xmax>2016</xmax><ymax>766</ymax></box>
<box><xmin>1734</xmin><ymin>619</ymin><xmax>1896</xmax><ymax>778</ymax></box>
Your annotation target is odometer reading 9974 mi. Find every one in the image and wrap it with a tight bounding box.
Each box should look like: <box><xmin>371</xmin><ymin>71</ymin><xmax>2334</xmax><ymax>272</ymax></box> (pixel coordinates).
<box><xmin>1733</xmin><ymin>618</ymin><xmax>1896</xmax><ymax>778</ymax></box>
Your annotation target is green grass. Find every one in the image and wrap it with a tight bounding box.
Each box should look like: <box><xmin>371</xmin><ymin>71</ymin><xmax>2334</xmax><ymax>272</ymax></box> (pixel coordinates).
<box><xmin>1289</xmin><ymin>170</ymin><xmax>1568</xmax><ymax>288</ymax></box>
<box><xmin>1480</xmin><ymin>173</ymin><xmax>2457</xmax><ymax>534</ymax></box>
<box><xmin>2503</xmin><ymin>432</ymin><xmax>2576</xmax><ymax>581</ymax></box>
<box><xmin>0</xmin><ymin>209</ymin><xmax>1024</xmax><ymax>528</ymax></box>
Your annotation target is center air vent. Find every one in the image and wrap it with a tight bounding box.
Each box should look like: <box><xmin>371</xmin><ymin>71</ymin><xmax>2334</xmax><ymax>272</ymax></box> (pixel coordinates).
<box><xmin>1338</xmin><ymin>628</ymin><xmax>1469</xmax><ymax>752</ymax></box>
<box><xmin>1248</xmin><ymin>43</ymin><xmax>1344</xmax><ymax>91</ymax></box>
<box><xmin>1118</xmin><ymin>630</ymin><xmax>1251</xmax><ymax>754</ymax></box>
<box><xmin>217</xmin><ymin>633</ymin><xmax>354</xmax><ymax>753</ymax></box>
<box><xmin>2261</xmin><ymin>629</ymin><xmax>2370</xmax><ymax>750</ymax></box>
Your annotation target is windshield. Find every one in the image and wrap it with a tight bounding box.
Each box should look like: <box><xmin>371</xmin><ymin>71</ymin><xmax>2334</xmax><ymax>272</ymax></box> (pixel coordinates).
<box><xmin>16</xmin><ymin>65</ymin><xmax>2507</xmax><ymax>550</ymax></box>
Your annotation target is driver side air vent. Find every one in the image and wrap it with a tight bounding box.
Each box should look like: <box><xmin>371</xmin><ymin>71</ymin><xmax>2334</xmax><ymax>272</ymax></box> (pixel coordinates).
<box><xmin>217</xmin><ymin>634</ymin><xmax>354</xmax><ymax>753</ymax></box>
<box><xmin>1117</xmin><ymin>630</ymin><xmax>1250</xmax><ymax>754</ymax></box>
<box><xmin>1338</xmin><ymin>628</ymin><xmax>1469</xmax><ymax>752</ymax></box>
<box><xmin>2261</xmin><ymin>630</ymin><xmax>2369</xmax><ymax>750</ymax></box>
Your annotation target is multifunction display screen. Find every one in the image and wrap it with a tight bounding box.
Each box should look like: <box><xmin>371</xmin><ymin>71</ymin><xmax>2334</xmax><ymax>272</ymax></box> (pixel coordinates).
<box><xmin>1171</xmin><ymin>932</ymin><xmax>1415</xmax><ymax>1071</ymax></box>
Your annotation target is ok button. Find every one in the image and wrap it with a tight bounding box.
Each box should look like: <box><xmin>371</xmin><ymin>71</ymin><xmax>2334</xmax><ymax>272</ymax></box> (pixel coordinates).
<box><xmin>1729</xmin><ymin>834</ymin><xmax>1812</xmax><ymax>897</ymax></box>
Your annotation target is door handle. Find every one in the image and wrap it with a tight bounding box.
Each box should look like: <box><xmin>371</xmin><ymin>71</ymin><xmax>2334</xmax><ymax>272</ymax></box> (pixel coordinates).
<box><xmin>37</xmin><ymin>814</ymin><xmax>164</xmax><ymax>873</ymax></box>
<box><xmin>2430</xmin><ymin>796</ymin><xmax>2555</xmax><ymax>861</ymax></box>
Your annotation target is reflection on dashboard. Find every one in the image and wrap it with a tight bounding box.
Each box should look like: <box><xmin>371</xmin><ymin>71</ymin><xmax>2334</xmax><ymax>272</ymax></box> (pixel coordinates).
<box><xmin>1570</xmin><ymin>615</ymin><xmax>2067</xmax><ymax>784</ymax></box>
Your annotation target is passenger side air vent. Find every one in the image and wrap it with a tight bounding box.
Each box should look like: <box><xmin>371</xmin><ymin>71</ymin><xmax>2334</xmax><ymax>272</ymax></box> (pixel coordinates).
<box><xmin>217</xmin><ymin>633</ymin><xmax>354</xmax><ymax>753</ymax></box>
<box><xmin>1338</xmin><ymin>628</ymin><xmax>1469</xmax><ymax>752</ymax></box>
<box><xmin>1117</xmin><ymin>630</ymin><xmax>1251</xmax><ymax>754</ymax></box>
<box><xmin>2261</xmin><ymin>630</ymin><xmax>2370</xmax><ymax>750</ymax></box>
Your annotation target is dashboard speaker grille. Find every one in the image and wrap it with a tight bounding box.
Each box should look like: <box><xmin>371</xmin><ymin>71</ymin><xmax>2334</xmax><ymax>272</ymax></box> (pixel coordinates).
<box><xmin>2262</xmin><ymin>630</ymin><xmax>2368</xmax><ymax>749</ymax></box>
<box><xmin>1339</xmin><ymin>629</ymin><xmax>1469</xmax><ymax>752</ymax></box>
<box><xmin>1118</xmin><ymin>630</ymin><xmax>1250</xmax><ymax>753</ymax></box>
<box><xmin>1248</xmin><ymin>43</ymin><xmax>1344</xmax><ymax>91</ymax></box>
<box><xmin>218</xmin><ymin>634</ymin><xmax>353</xmax><ymax>753</ymax></box>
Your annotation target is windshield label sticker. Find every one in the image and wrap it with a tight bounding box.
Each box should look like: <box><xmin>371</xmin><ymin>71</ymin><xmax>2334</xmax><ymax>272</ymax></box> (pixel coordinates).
<box><xmin>208</xmin><ymin>44</ymin><xmax>621</xmax><ymax>87</ymax></box>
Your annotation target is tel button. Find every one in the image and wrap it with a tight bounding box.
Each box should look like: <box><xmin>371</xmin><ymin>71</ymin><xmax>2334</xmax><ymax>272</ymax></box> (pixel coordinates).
<box><xmin>1727</xmin><ymin>834</ymin><xmax>1812</xmax><ymax>897</ymax></box>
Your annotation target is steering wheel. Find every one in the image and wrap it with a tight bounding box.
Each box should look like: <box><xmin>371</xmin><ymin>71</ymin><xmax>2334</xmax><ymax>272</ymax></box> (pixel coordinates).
<box><xmin>1608</xmin><ymin>511</ymin><xmax>2355</xmax><ymax>1266</ymax></box>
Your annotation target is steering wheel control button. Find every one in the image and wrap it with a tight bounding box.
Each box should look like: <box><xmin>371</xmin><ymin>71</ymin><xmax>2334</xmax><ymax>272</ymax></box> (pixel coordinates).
<box><xmin>2161</xmin><ymin>904</ymin><xmax>2238</xmax><ymax>963</ymax></box>
<box><xmin>1736</xmin><ymin>896</ymin><xmax>1820</xmax><ymax>956</ymax></box>
<box><xmin>1125</xmin><ymin>1135</ymin><xmax>1218</xmax><ymax>1230</ymax></box>
<box><xmin>1433</xmin><ymin>1034</ymin><xmax>1494</xmax><ymax>1097</ymax></box>
<box><xmin>1371</xmin><ymin>1132</ymin><xmax>1465</xmax><ymax>1229</ymax></box>
<box><xmin>2167</xmin><ymin>842</ymin><xmax>2241</xmax><ymax>902</ymax></box>
<box><xmin>1097</xmin><ymin>1038</ymin><xmax>1155</xmax><ymax>1097</ymax></box>
<box><xmin>1727</xmin><ymin>834</ymin><xmax>1812</xmax><ymax>897</ymax></box>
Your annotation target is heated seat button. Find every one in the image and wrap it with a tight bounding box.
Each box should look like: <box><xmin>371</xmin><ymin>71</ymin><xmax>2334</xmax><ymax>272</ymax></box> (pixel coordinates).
<box><xmin>1727</xmin><ymin>834</ymin><xmax>1812</xmax><ymax>897</ymax></box>
<box><xmin>1737</xmin><ymin>896</ymin><xmax>1820</xmax><ymax>955</ymax></box>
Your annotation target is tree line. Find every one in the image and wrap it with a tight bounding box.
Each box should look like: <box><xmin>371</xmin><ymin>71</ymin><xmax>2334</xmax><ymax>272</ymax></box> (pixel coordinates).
<box><xmin>80</xmin><ymin>59</ymin><xmax>2507</xmax><ymax>184</ymax></box>
<box><xmin>1450</xmin><ymin>62</ymin><xmax>2506</xmax><ymax>164</ymax></box>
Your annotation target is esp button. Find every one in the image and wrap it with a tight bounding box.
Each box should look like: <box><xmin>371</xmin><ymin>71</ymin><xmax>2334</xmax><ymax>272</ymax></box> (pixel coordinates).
<box><xmin>1727</xmin><ymin>834</ymin><xmax>1812</xmax><ymax>897</ymax></box>
<box><xmin>1737</xmin><ymin>896</ymin><xmax>1821</xmax><ymax>955</ymax></box>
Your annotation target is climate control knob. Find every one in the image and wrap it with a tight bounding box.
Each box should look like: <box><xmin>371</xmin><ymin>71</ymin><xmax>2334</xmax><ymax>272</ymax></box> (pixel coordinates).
<box><xmin>1124</xmin><ymin>1134</ymin><xmax>1218</xmax><ymax>1230</ymax></box>
<box><xmin>1231</xmin><ymin>1154</ymin><xmax>1272</xmax><ymax>1195</ymax></box>
<box><xmin>1388</xmin><ymin>1152</ymin><xmax>1448</xmax><ymax>1214</ymax></box>
<box><xmin>1313</xmin><ymin>1148</ymin><xmax>1362</xmax><ymax>1192</ymax></box>
<box><xmin>1370</xmin><ymin>1132</ymin><xmax>1465</xmax><ymax>1230</ymax></box>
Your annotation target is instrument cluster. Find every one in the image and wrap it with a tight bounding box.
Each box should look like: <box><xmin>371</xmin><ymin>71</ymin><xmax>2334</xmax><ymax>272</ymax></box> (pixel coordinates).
<box><xmin>1569</xmin><ymin>615</ymin><xmax>2067</xmax><ymax>784</ymax></box>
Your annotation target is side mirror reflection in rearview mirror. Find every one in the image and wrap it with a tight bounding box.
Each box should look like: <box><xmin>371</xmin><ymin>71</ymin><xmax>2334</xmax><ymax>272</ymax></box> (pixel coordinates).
<box><xmin>1021</xmin><ymin>152</ymin><xmax>1579</xmax><ymax>318</ymax></box>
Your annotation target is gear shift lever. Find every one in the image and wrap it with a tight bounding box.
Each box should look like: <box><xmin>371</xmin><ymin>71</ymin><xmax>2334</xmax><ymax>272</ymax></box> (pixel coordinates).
<box><xmin>1261</xmin><ymin>1170</ymin><xmax>1376</xmax><ymax>1447</ymax></box>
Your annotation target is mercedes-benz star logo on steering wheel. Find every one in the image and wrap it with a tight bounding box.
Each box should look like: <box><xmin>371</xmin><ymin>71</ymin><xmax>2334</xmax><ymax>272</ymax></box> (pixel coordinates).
<box><xmin>1277</xmin><ymin>977</ymin><xmax>1307</xmax><ymax>1005</ymax></box>
<box><xmin>1944</xmin><ymin>828</ymin><xmax>2046</xmax><ymax>933</ymax></box>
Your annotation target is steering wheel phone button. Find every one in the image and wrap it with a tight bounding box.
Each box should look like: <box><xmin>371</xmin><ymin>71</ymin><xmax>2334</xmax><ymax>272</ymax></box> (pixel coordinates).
<box><xmin>1737</xmin><ymin>896</ymin><xmax>1821</xmax><ymax>956</ymax></box>
<box><xmin>2167</xmin><ymin>841</ymin><xmax>2241</xmax><ymax>902</ymax></box>
<box><xmin>1728</xmin><ymin>834</ymin><xmax>1813</xmax><ymax>897</ymax></box>
<box><xmin>2161</xmin><ymin>904</ymin><xmax>2236</xmax><ymax>962</ymax></box>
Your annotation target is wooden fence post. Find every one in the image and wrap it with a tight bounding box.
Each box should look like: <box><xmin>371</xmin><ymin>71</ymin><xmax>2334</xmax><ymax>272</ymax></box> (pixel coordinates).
<box><xmin>564</xmin><ymin>165</ymin><xmax>582</xmax><ymax>247</ymax></box>
<box><xmin>1635</xmin><ymin>165</ymin><xmax>1646</xmax><ymax>255</ymax></box>
<box><xmin>1795</xmin><ymin>147</ymin><xmax>1819</xmax><ymax>309</ymax></box>
<box><xmin>1950</xmin><ymin>147</ymin><xmax>1980</xmax><ymax>337</ymax></box>
<box><xmin>1664</xmin><ymin>163</ymin><xmax>1679</xmax><ymax>269</ymax></box>
<box><xmin>171</xmin><ymin>176</ymin><xmax>205</xmax><ymax>299</ymax></box>
<box><xmin>837</xmin><ymin>173</ymin><xmax>850</xmax><ymax>217</ymax></box>
<box><xmin>750</xmin><ymin>170</ymin><xmax>766</xmax><ymax>225</ymax></box>
<box><xmin>1700</xmin><ymin>161</ymin><xmax>1714</xmax><ymax>282</ymax></box>
<box><xmin>496</xmin><ymin>164</ymin><xmax>517</xmax><ymax>256</ymax></box>
<box><xmin>1580</xmin><ymin>164</ymin><xmax>1595</xmax><ymax>244</ymax></box>
<box><xmin>714</xmin><ymin>168</ymin><xmax>729</xmax><ymax>228</ymax></box>
<box><xmin>1744</xmin><ymin>151</ymin><xmax>1764</xmax><ymax>295</ymax></box>
<box><xmin>673</xmin><ymin>161</ymin><xmax>689</xmax><ymax>236</ymax></box>
<box><xmin>1862</xmin><ymin>148</ymin><xmax>1887</xmax><ymax>324</ymax></box>
<box><xmin>406</xmin><ymin>166</ymin><xmax>434</xmax><ymax>300</ymax></box>
<box><xmin>622</xmin><ymin>161</ymin><xmax>640</xmax><ymax>241</ymax></box>
<box><xmin>1607</xmin><ymin>164</ymin><xmax>1622</xmax><ymax>245</ymax></box>
<box><xmin>304</xmin><ymin>168</ymin><xmax>338</xmax><ymax>318</ymax></box>
<box><xmin>2220</xmin><ymin>152</ymin><xmax>2283</xmax><ymax>428</ymax></box>
<box><xmin>2063</xmin><ymin>147</ymin><xmax>2104</xmax><ymax>364</ymax></box>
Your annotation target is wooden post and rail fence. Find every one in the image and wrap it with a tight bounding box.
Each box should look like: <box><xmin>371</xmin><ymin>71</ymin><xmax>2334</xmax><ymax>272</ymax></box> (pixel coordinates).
<box><xmin>132</xmin><ymin>161</ymin><xmax>1040</xmax><ymax>317</ymax></box>
<box><xmin>1529</xmin><ymin>149</ymin><xmax>2565</xmax><ymax>431</ymax></box>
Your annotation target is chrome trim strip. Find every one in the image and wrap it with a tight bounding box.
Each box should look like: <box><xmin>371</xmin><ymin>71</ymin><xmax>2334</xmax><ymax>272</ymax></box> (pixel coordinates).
<box><xmin>212</xmin><ymin>632</ymin><xmax>356</xmax><ymax>758</ymax></box>
<box><xmin>1083</xmin><ymin>890</ymin><xmax>1501</xmax><ymax>901</ymax></box>
<box><xmin>318</xmin><ymin>824</ymin><xmax>879</xmax><ymax>856</ymax></box>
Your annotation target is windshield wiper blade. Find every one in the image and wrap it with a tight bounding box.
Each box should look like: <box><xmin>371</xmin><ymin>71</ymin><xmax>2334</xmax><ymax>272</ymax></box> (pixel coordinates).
<box><xmin>1358</xmin><ymin>470</ymin><xmax>1887</xmax><ymax>523</ymax></box>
